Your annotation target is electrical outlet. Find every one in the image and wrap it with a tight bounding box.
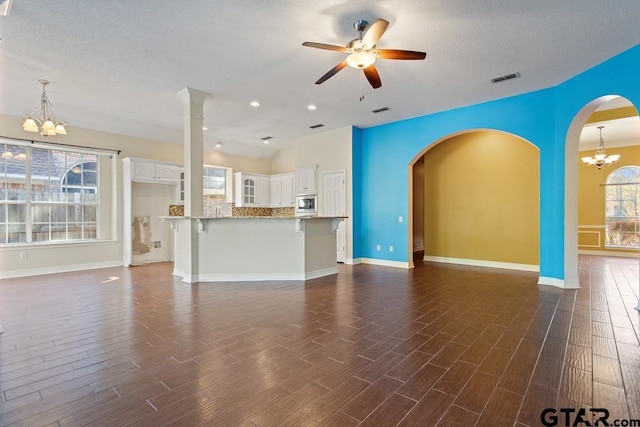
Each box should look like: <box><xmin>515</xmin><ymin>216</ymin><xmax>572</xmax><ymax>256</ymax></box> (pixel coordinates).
<box><xmin>19</xmin><ymin>251</ymin><xmax>27</xmax><ymax>260</ymax></box>
<box><xmin>398</xmin><ymin>216</ymin><xmax>403</xmax><ymax>223</ymax></box>
<box><xmin>153</xmin><ymin>241</ymin><xmax>161</xmax><ymax>248</ymax></box>
<box><xmin>376</xmin><ymin>244</ymin><xmax>381</xmax><ymax>251</ymax></box>
<box><xmin>389</xmin><ymin>245</ymin><xmax>394</xmax><ymax>252</ymax></box>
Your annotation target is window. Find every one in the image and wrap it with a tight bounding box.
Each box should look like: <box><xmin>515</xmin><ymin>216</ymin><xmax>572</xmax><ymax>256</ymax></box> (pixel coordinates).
<box><xmin>0</xmin><ymin>141</ymin><xmax>103</xmax><ymax>244</ymax></box>
<box><xmin>605</xmin><ymin>166</ymin><xmax>640</xmax><ymax>248</ymax></box>
<box><xmin>203</xmin><ymin>165</ymin><xmax>229</xmax><ymax>216</ymax></box>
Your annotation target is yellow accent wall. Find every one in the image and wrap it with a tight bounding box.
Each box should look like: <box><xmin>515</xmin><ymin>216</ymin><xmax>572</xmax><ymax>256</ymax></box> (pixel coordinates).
<box><xmin>423</xmin><ymin>131</ymin><xmax>539</xmax><ymax>265</ymax></box>
<box><xmin>578</xmin><ymin>144</ymin><xmax>640</xmax><ymax>254</ymax></box>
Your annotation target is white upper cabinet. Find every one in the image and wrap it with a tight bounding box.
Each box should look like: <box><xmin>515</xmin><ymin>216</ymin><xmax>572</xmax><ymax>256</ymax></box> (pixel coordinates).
<box><xmin>234</xmin><ymin>172</ymin><xmax>270</xmax><ymax>207</ymax></box>
<box><xmin>296</xmin><ymin>165</ymin><xmax>317</xmax><ymax>194</ymax></box>
<box><xmin>270</xmin><ymin>173</ymin><xmax>295</xmax><ymax>207</ymax></box>
<box><xmin>131</xmin><ymin>160</ymin><xmax>181</xmax><ymax>183</ymax></box>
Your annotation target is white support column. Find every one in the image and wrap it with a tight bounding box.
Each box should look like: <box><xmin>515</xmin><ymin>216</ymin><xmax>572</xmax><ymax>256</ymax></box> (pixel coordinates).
<box><xmin>176</xmin><ymin>87</ymin><xmax>210</xmax><ymax>283</ymax></box>
<box><xmin>177</xmin><ymin>87</ymin><xmax>209</xmax><ymax>217</ymax></box>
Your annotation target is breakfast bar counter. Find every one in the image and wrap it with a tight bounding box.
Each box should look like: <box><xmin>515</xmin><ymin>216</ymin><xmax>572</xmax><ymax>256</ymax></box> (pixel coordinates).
<box><xmin>161</xmin><ymin>216</ymin><xmax>345</xmax><ymax>283</ymax></box>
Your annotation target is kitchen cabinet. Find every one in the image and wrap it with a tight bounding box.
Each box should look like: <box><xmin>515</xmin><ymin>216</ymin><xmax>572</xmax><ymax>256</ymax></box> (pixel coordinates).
<box><xmin>234</xmin><ymin>172</ymin><xmax>270</xmax><ymax>207</ymax></box>
<box><xmin>131</xmin><ymin>160</ymin><xmax>181</xmax><ymax>183</ymax></box>
<box><xmin>270</xmin><ymin>173</ymin><xmax>295</xmax><ymax>207</ymax></box>
<box><xmin>296</xmin><ymin>165</ymin><xmax>317</xmax><ymax>194</ymax></box>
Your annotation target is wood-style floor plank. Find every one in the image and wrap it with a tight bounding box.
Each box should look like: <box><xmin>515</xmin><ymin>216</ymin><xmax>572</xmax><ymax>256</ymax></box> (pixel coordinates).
<box><xmin>0</xmin><ymin>255</ymin><xmax>639</xmax><ymax>425</ymax></box>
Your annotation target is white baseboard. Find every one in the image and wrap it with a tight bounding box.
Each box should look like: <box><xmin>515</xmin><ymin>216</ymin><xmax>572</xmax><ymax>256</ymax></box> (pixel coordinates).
<box><xmin>178</xmin><ymin>267</ymin><xmax>338</xmax><ymax>283</ymax></box>
<box><xmin>538</xmin><ymin>276</ymin><xmax>579</xmax><ymax>289</ymax></box>
<box><xmin>424</xmin><ymin>256</ymin><xmax>539</xmax><ymax>272</ymax></box>
<box><xmin>578</xmin><ymin>249</ymin><xmax>639</xmax><ymax>258</ymax></box>
<box><xmin>0</xmin><ymin>260</ymin><xmax>122</xmax><ymax>279</ymax></box>
<box><xmin>304</xmin><ymin>267</ymin><xmax>339</xmax><ymax>280</ymax></box>
<box><xmin>356</xmin><ymin>258</ymin><xmax>411</xmax><ymax>269</ymax></box>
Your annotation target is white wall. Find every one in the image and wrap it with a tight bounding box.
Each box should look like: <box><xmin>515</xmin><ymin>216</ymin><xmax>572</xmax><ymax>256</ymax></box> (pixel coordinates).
<box><xmin>271</xmin><ymin>146</ymin><xmax>296</xmax><ymax>174</ymax></box>
<box><xmin>288</xmin><ymin>126</ymin><xmax>354</xmax><ymax>262</ymax></box>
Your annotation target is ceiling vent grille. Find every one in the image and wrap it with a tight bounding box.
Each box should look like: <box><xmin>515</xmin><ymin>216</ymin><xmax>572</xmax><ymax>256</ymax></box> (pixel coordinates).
<box><xmin>309</xmin><ymin>124</ymin><xmax>324</xmax><ymax>129</ymax></box>
<box><xmin>260</xmin><ymin>136</ymin><xmax>272</xmax><ymax>141</ymax></box>
<box><xmin>490</xmin><ymin>72</ymin><xmax>520</xmax><ymax>83</ymax></box>
<box><xmin>372</xmin><ymin>107</ymin><xmax>390</xmax><ymax>113</ymax></box>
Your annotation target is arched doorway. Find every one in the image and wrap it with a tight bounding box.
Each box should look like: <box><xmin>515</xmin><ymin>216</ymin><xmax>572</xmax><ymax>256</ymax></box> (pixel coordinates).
<box><xmin>565</xmin><ymin>96</ymin><xmax>640</xmax><ymax>288</ymax></box>
<box><xmin>409</xmin><ymin>130</ymin><xmax>540</xmax><ymax>272</ymax></box>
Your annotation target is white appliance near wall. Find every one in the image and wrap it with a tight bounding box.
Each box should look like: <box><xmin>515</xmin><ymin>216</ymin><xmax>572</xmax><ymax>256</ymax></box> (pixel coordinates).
<box><xmin>296</xmin><ymin>165</ymin><xmax>319</xmax><ymax>217</ymax></box>
<box><xmin>322</xmin><ymin>170</ymin><xmax>347</xmax><ymax>263</ymax></box>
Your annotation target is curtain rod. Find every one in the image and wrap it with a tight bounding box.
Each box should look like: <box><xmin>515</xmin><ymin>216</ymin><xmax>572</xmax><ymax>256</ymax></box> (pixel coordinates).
<box><xmin>0</xmin><ymin>135</ymin><xmax>121</xmax><ymax>155</ymax></box>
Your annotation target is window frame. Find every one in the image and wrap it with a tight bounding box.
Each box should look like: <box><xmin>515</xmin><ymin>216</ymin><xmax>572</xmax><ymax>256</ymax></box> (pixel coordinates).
<box><xmin>604</xmin><ymin>165</ymin><xmax>640</xmax><ymax>249</ymax></box>
<box><xmin>0</xmin><ymin>140</ymin><xmax>107</xmax><ymax>245</ymax></box>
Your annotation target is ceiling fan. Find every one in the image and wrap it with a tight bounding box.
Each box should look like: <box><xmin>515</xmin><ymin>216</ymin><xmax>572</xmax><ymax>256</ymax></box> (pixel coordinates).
<box><xmin>302</xmin><ymin>19</ymin><xmax>426</xmax><ymax>89</ymax></box>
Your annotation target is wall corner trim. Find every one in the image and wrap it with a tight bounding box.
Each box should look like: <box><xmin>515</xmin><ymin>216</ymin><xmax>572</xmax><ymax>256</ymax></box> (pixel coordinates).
<box><xmin>538</xmin><ymin>276</ymin><xmax>579</xmax><ymax>289</ymax></box>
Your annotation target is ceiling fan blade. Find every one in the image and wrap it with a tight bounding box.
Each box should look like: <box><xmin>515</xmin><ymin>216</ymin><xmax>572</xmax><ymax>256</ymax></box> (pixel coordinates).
<box><xmin>362</xmin><ymin>19</ymin><xmax>389</xmax><ymax>47</ymax></box>
<box><xmin>315</xmin><ymin>61</ymin><xmax>348</xmax><ymax>84</ymax></box>
<box><xmin>376</xmin><ymin>49</ymin><xmax>426</xmax><ymax>60</ymax></box>
<box><xmin>363</xmin><ymin>65</ymin><xmax>382</xmax><ymax>89</ymax></box>
<box><xmin>302</xmin><ymin>42</ymin><xmax>348</xmax><ymax>52</ymax></box>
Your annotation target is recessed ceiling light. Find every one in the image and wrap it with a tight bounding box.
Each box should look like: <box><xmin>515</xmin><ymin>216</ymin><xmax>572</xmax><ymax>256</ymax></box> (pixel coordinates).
<box><xmin>250</xmin><ymin>101</ymin><xmax>260</xmax><ymax>107</ymax></box>
<box><xmin>307</xmin><ymin>104</ymin><xmax>317</xmax><ymax>110</ymax></box>
<box><xmin>202</xmin><ymin>126</ymin><xmax>208</xmax><ymax>131</ymax></box>
<box><xmin>215</xmin><ymin>142</ymin><xmax>222</xmax><ymax>148</ymax></box>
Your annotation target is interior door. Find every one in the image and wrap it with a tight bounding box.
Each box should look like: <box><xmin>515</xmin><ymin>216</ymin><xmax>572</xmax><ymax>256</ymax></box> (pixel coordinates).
<box><xmin>322</xmin><ymin>171</ymin><xmax>347</xmax><ymax>263</ymax></box>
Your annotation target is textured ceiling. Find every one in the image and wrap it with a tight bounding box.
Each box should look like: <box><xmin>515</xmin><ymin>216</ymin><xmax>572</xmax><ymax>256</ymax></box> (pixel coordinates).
<box><xmin>2</xmin><ymin>1</ymin><xmax>640</xmax><ymax>158</ymax></box>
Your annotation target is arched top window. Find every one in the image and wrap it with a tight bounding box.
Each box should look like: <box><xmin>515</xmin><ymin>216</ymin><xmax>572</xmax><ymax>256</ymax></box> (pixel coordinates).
<box><xmin>61</xmin><ymin>161</ymin><xmax>97</xmax><ymax>194</ymax></box>
<box><xmin>605</xmin><ymin>166</ymin><xmax>640</xmax><ymax>248</ymax></box>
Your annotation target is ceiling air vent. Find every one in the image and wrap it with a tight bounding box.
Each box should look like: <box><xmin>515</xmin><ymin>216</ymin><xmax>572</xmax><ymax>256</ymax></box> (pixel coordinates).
<box><xmin>372</xmin><ymin>107</ymin><xmax>390</xmax><ymax>114</ymax></box>
<box><xmin>490</xmin><ymin>72</ymin><xmax>520</xmax><ymax>83</ymax></box>
<box><xmin>261</xmin><ymin>136</ymin><xmax>272</xmax><ymax>141</ymax></box>
<box><xmin>309</xmin><ymin>124</ymin><xmax>324</xmax><ymax>129</ymax></box>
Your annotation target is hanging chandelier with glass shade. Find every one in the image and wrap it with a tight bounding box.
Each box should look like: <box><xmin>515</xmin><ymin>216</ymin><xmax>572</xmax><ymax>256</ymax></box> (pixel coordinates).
<box><xmin>581</xmin><ymin>125</ymin><xmax>620</xmax><ymax>169</ymax></box>
<box><xmin>22</xmin><ymin>79</ymin><xmax>67</xmax><ymax>137</ymax></box>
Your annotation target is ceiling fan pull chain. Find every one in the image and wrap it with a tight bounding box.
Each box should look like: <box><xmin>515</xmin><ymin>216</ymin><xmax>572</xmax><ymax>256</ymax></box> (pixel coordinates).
<box><xmin>359</xmin><ymin>72</ymin><xmax>365</xmax><ymax>101</ymax></box>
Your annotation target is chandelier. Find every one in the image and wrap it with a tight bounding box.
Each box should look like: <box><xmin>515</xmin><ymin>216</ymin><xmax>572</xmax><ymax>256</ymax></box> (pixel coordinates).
<box><xmin>22</xmin><ymin>79</ymin><xmax>67</xmax><ymax>137</ymax></box>
<box><xmin>581</xmin><ymin>125</ymin><xmax>619</xmax><ymax>169</ymax></box>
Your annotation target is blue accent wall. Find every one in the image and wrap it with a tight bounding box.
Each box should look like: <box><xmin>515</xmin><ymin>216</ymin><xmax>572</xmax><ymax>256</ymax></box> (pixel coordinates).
<box><xmin>353</xmin><ymin>43</ymin><xmax>640</xmax><ymax>280</ymax></box>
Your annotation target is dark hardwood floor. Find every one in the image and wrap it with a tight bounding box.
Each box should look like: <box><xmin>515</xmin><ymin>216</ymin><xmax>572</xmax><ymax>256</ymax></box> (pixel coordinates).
<box><xmin>0</xmin><ymin>255</ymin><xmax>639</xmax><ymax>426</ymax></box>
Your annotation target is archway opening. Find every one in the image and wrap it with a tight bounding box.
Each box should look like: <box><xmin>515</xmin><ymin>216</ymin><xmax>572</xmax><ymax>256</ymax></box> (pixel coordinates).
<box><xmin>566</xmin><ymin>96</ymin><xmax>640</xmax><ymax>287</ymax></box>
<box><xmin>410</xmin><ymin>130</ymin><xmax>540</xmax><ymax>272</ymax></box>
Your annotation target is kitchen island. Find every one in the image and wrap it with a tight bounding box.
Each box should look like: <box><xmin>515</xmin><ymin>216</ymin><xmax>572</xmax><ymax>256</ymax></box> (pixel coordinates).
<box><xmin>161</xmin><ymin>216</ymin><xmax>345</xmax><ymax>282</ymax></box>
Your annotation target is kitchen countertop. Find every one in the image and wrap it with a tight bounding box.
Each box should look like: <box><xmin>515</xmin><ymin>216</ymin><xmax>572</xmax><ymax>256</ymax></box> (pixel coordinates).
<box><xmin>160</xmin><ymin>216</ymin><xmax>347</xmax><ymax>220</ymax></box>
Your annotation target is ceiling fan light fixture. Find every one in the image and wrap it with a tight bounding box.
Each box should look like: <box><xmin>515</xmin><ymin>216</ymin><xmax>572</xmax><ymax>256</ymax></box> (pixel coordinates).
<box><xmin>346</xmin><ymin>51</ymin><xmax>376</xmax><ymax>69</ymax></box>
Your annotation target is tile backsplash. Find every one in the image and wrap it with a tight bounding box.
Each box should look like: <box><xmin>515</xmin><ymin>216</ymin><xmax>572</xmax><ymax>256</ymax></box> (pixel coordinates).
<box><xmin>231</xmin><ymin>206</ymin><xmax>295</xmax><ymax>217</ymax></box>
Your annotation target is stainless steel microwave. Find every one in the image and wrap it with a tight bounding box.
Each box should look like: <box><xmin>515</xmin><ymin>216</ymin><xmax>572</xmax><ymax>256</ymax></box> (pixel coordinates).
<box><xmin>296</xmin><ymin>194</ymin><xmax>317</xmax><ymax>216</ymax></box>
